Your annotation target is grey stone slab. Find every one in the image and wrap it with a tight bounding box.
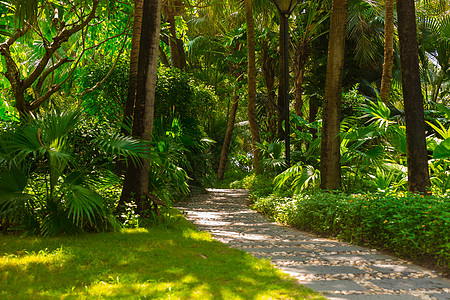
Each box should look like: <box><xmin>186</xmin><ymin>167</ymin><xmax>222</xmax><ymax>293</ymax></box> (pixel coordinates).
<box><xmin>321</xmin><ymin>254</ymin><xmax>395</xmax><ymax>262</ymax></box>
<box><xmin>281</xmin><ymin>265</ymin><xmax>367</xmax><ymax>275</ymax></box>
<box><xmin>429</xmin><ymin>292</ymin><xmax>450</xmax><ymax>300</ymax></box>
<box><xmin>297</xmin><ymin>280</ymin><xmax>367</xmax><ymax>292</ymax></box>
<box><xmin>369</xmin><ymin>278</ymin><xmax>450</xmax><ymax>290</ymax></box>
<box><xmin>369</xmin><ymin>264</ymin><xmax>424</xmax><ymax>274</ymax></box>
<box><xmin>264</xmin><ymin>255</ymin><xmax>309</xmax><ymax>262</ymax></box>
<box><xmin>245</xmin><ymin>247</ymin><xmax>316</xmax><ymax>253</ymax></box>
<box><xmin>319</xmin><ymin>245</ymin><xmax>368</xmax><ymax>252</ymax></box>
<box><xmin>326</xmin><ymin>294</ymin><xmax>421</xmax><ymax>300</ymax></box>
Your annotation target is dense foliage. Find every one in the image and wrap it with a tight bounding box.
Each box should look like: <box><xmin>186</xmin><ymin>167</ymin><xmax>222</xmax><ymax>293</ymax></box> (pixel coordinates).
<box><xmin>0</xmin><ymin>110</ymin><xmax>145</xmax><ymax>235</ymax></box>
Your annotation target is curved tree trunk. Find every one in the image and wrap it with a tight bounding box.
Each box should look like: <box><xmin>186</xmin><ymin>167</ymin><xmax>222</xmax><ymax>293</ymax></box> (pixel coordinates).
<box><xmin>380</xmin><ymin>0</ymin><xmax>395</xmax><ymax>103</ymax></box>
<box><xmin>120</xmin><ymin>0</ymin><xmax>162</xmax><ymax>215</ymax></box>
<box><xmin>244</xmin><ymin>0</ymin><xmax>261</xmax><ymax>174</ymax></box>
<box><xmin>397</xmin><ymin>0</ymin><xmax>431</xmax><ymax>193</ymax></box>
<box><xmin>217</xmin><ymin>88</ymin><xmax>240</xmax><ymax>180</ymax></box>
<box><xmin>319</xmin><ymin>0</ymin><xmax>348</xmax><ymax>190</ymax></box>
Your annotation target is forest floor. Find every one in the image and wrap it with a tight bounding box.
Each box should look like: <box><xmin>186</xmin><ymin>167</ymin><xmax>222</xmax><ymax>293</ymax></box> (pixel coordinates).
<box><xmin>176</xmin><ymin>189</ymin><xmax>450</xmax><ymax>300</ymax></box>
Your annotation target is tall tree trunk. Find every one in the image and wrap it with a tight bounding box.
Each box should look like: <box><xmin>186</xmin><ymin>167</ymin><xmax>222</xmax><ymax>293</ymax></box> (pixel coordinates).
<box><xmin>164</xmin><ymin>2</ymin><xmax>187</xmax><ymax>70</ymax></box>
<box><xmin>217</xmin><ymin>87</ymin><xmax>240</xmax><ymax>180</ymax></box>
<box><xmin>380</xmin><ymin>0</ymin><xmax>395</xmax><ymax>103</ymax></box>
<box><xmin>115</xmin><ymin>0</ymin><xmax>144</xmax><ymax>175</ymax></box>
<box><xmin>120</xmin><ymin>0</ymin><xmax>162</xmax><ymax>215</ymax></box>
<box><xmin>293</xmin><ymin>40</ymin><xmax>309</xmax><ymax>118</ymax></box>
<box><xmin>121</xmin><ymin>0</ymin><xmax>144</xmax><ymax>135</ymax></box>
<box><xmin>244</xmin><ymin>0</ymin><xmax>261</xmax><ymax>174</ymax></box>
<box><xmin>397</xmin><ymin>0</ymin><xmax>431</xmax><ymax>193</ymax></box>
<box><xmin>319</xmin><ymin>0</ymin><xmax>348</xmax><ymax>190</ymax></box>
<box><xmin>261</xmin><ymin>42</ymin><xmax>277</xmax><ymax>140</ymax></box>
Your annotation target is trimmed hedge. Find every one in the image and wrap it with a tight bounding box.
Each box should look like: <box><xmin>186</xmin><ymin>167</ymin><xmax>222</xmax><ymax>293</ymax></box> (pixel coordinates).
<box><xmin>253</xmin><ymin>191</ymin><xmax>450</xmax><ymax>270</ymax></box>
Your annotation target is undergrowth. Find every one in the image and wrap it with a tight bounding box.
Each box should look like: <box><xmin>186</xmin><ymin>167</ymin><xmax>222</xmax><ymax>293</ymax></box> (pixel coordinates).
<box><xmin>252</xmin><ymin>191</ymin><xmax>450</xmax><ymax>274</ymax></box>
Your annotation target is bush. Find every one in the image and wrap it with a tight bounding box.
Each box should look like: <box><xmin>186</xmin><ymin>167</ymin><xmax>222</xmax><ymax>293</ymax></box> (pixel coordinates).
<box><xmin>0</xmin><ymin>110</ymin><xmax>145</xmax><ymax>236</ymax></box>
<box><xmin>230</xmin><ymin>174</ymin><xmax>276</xmax><ymax>201</ymax></box>
<box><xmin>253</xmin><ymin>191</ymin><xmax>450</xmax><ymax>271</ymax></box>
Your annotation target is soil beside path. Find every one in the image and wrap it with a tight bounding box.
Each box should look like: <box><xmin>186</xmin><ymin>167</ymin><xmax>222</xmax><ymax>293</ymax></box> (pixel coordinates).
<box><xmin>175</xmin><ymin>189</ymin><xmax>450</xmax><ymax>300</ymax></box>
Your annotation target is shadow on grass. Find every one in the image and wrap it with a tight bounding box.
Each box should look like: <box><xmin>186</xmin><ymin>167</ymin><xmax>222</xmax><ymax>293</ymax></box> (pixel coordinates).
<box><xmin>0</xmin><ymin>213</ymin><xmax>321</xmax><ymax>299</ymax></box>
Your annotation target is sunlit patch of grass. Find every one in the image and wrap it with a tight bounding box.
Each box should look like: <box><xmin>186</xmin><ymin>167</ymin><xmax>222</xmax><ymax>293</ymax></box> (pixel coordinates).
<box><xmin>0</xmin><ymin>210</ymin><xmax>325</xmax><ymax>299</ymax></box>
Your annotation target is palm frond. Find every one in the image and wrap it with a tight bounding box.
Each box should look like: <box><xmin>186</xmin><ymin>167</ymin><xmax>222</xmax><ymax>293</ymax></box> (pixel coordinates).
<box><xmin>93</xmin><ymin>132</ymin><xmax>149</xmax><ymax>166</ymax></box>
<box><xmin>65</xmin><ymin>185</ymin><xmax>105</xmax><ymax>226</ymax></box>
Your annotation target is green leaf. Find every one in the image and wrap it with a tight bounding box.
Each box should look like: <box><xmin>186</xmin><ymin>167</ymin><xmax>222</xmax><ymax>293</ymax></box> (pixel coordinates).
<box><xmin>0</xmin><ymin>167</ymin><xmax>28</xmax><ymax>193</ymax></box>
<box><xmin>433</xmin><ymin>138</ymin><xmax>450</xmax><ymax>159</ymax></box>
<box><xmin>66</xmin><ymin>185</ymin><xmax>105</xmax><ymax>225</ymax></box>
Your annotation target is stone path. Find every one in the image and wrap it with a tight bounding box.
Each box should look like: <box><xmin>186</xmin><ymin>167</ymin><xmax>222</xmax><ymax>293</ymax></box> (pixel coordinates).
<box><xmin>175</xmin><ymin>189</ymin><xmax>450</xmax><ymax>300</ymax></box>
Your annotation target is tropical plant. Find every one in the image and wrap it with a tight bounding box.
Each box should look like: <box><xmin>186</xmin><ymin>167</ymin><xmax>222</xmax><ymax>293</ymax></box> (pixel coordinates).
<box><xmin>256</xmin><ymin>140</ymin><xmax>286</xmax><ymax>173</ymax></box>
<box><xmin>0</xmin><ymin>110</ymin><xmax>145</xmax><ymax>235</ymax></box>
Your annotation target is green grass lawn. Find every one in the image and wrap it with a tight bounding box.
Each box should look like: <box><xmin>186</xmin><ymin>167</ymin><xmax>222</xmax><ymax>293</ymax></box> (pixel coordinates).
<box><xmin>0</xmin><ymin>210</ymin><xmax>324</xmax><ymax>299</ymax></box>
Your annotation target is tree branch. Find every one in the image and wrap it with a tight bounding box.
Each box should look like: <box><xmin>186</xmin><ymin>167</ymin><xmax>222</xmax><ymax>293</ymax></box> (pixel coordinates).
<box><xmin>78</xmin><ymin>16</ymin><xmax>131</xmax><ymax>98</ymax></box>
<box><xmin>79</xmin><ymin>35</ymin><xmax>129</xmax><ymax>98</ymax></box>
<box><xmin>22</xmin><ymin>0</ymin><xmax>100</xmax><ymax>89</ymax></box>
<box><xmin>34</xmin><ymin>57</ymin><xmax>74</xmax><ymax>98</ymax></box>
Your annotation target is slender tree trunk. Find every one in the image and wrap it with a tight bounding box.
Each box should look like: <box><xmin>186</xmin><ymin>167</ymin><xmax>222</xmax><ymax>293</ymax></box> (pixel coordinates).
<box><xmin>115</xmin><ymin>0</ymin><xmax>144</xmax><ymax>175</ymax></box>
<box><xmin>294</xmin><ymin>69</ymin><xmax>304</xmax><ymax>117</ymax></box>
<box><xmin>380</xmin><ymin>0</ymin><xmax>395</xmax><ymax>103</ymax></box>
<box><xmin>293</xmin><ymin>40</ymin><xmax>309</xmax><ymax>118</ymax></box>
<box><xmin>121</xmin><ymin>0</ymin><xmax>144</xmax><ymax>135</ymax></box>
<box><xmin>159</xmin><ymin>45</ymin><xmax>170</xmax><ymax>67</ymax></box>
<box><xmin>319</xmin><ymin>0</ymin><xmax>348</xmax><ymax>190</ymax></box>
<box><xmin>244</xmin><ymin>0</ymin><xmax>261</xmax><ymax>174</ymax></box>
<box><xmin>309</xmin><ymin>97</ymin><xmax>319</xmax><ymax>137</ymax></box>
<box><xmin>217</xmin><ymin>87</ymin><xmax>240</xmax><ymax>180</ymax></box>
<box><xmin>397</xmin><ymin>0</ymin><xmax>431</xmax><ymax>193</ymax></box>
<box><xmin>120</xmin><ymin>0</ymin><xmax>162</xmax><ymax>215</ymax></box>
<box><xmin>164</xmin><ymin>3</ymin><xmax>186</xmax><ymax>70</ymax></box>
<box><xmin>262</xmin><ymin>42</ymin><xmax>277</xmax><ymax>140</ymax></box>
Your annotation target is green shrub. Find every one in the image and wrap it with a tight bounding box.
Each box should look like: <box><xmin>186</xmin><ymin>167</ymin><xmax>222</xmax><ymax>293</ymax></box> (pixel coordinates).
<box><xmin>230</xmin><ymin>174</ymin><xmax>276</xmax><ymax>201</ymax></box>
<box><xmin>0</xmin><ymin>110</ymin><xmax>146</xmax><ymax>236</ymax></box>
<box><xmin>253</xmin><ymin>191</ymin><xmax>450</xmax><ymax>270</ymax></box>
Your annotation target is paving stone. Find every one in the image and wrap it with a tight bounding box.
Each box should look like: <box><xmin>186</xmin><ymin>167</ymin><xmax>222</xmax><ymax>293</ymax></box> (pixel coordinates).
<box><xmin>281</xmin><ymin>265</ymin><xmax>367</xmax><ymax>275</ymax></box>
<box><xmin>369</xmin><ymin>278</ymin><xmax>450</xmax><ymax>290</ymax></box>
<box><xmin>321</xmin><ymin>254</ymin><xmax>395</xmax><ymax>262</ymax></box>
<box><xmin>296</xmin><ymin>280</ymin><xmax>368</xmax><ymax>292</ymax></box>
<box><xmin>261</xmin><ymin>255</ymin><xmax>310</xmax><ymax>262</ymax></box>
<box><xmin>369</xmin><ymin>264</ymin><xmax>424</xmax><ymax>274</ymax></box>
<box><xmin>176</xmin><ymin>189</ymin><xmax>450</xmax><ymax>299</ymax></box>
<box><xmin>245</xmin><ymin>247</ymin><xmax>316</xmax><ymax>253</ymax></box>
<box><xmin>429</xmin><ymin>292</ymin><xmax>450</xmax><ymax>300</ymax></box>
<box><xmin>319</xmin><ymin>246</ymin><xmax>368</xmax><ymax>252</ymax></box>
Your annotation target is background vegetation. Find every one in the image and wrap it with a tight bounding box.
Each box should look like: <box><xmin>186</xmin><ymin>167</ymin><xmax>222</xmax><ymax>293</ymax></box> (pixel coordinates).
<box><xmin>0</xmin><ymin>0</ymin><xmax>449</xmax><ymax>290</ymax></box>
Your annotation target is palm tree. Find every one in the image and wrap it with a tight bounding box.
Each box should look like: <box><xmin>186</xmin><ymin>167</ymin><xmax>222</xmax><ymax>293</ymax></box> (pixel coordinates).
<box><xmin>163</xmin><ymin>0</ymin><xmax>187</xmax><ymax>70</ymax></box>
<box><xmin>245</xmin><ymin>0</ymin><xmax>261</xmax><ymax>174</ymax></box>
<box><xmin>380</xmin><ymin>0</ymin><xmax>395</xmax><ymax>103</ymax></box>
<box><xmin>291</xmin><ymin>0</ymin><xmax>330</xmax><ymax>117</ymax></box>
<box><xmin>0</xmin><ymin>110</ymin><xmax>144</xmax><ymax>235</ymax></box>
<box><xmin>396</xmin><ymin>0</ymin><xmax>431</xmax><ymax>193</ymax></box>
<box><xmin>319</xmin><ymin>0</ymin><xmax>349</xmax><ymax>190</ymax></box>
<box><xmin>122</xmin><ymin>0</ymin><xmax>144</xmax><ymax>135</ymax></box>
<box><xmin>120</xmin><ymin>0</ymin><xmax>162</xmax><ymax>214</ymax></box>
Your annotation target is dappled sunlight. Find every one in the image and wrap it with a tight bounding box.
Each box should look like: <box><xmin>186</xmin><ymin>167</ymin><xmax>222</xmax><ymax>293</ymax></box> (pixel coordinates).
<box><xmin>0</xmin><ymin>246</ymin><xmax>73</xmax><ymax>270</ymax></box>
<box><xmin>0</xmin><ymin>220</ymin><xmax>318</xmax><ymax>299</ymax></box>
